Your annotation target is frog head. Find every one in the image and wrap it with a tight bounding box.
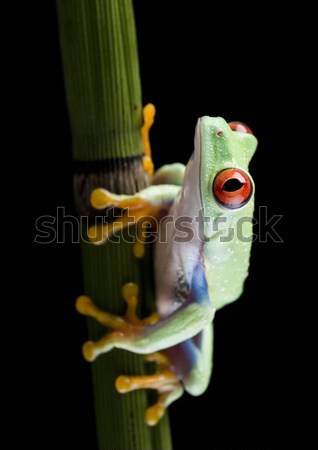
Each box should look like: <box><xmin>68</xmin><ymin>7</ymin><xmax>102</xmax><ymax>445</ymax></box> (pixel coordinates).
<box><xmin>197</xmin><ymin>116</ymin><xmax>258</xmax><ymax>238</ymax></box>
<box><xmin>195</xmin><ymin>116</ymin><xmax>258</xmax><ymax>308</ymax></box>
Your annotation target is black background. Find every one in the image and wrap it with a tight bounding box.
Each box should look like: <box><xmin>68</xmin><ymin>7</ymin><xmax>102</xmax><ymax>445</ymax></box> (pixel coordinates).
<box><xmin>28</xmin><ymin>2</ymin><xmax>292</xmax><ymax>449</ymax></box>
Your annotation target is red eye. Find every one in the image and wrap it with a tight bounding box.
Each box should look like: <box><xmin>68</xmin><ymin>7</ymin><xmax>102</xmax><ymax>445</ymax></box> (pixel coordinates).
<box><xmin>213</xmin><ymin>168</ymin><xmax>253</xmax><ymax>209</ymax></box>
<box><xmin>229</xmin><ymin>121</ymin><xmax>253</xmax><ymax>135</ymax></box>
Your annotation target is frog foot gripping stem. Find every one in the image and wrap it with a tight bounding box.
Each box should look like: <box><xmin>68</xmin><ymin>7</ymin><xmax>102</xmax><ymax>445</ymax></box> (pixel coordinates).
<box><xmin>87</xmin><ymin>104</ymin><xmax>157</xmax><ymax>257</ymax></box>
<box><xmin>87</xmin><ymin>187</ymin><xmax>158</xmax><ymax>258</ymax></box>
<box><xmin>76</xmin><ymin>283</ymin><xmax>183</xmax><ymax>426</ymax></box>
<box><xmin>117</xmin><ymin>352</ymin><xmax>184</xmax><ymax>426</ymax></box>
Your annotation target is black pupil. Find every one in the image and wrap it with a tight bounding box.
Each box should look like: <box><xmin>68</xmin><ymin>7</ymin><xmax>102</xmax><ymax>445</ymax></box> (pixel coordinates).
<box><xmin>222</xmin><ymin>178</ymin><xmax>244</xmax><ymax>192</ymax></box>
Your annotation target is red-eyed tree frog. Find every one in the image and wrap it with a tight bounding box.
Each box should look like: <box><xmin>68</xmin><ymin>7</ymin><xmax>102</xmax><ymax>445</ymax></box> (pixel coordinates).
<box><xmin>76</xmin><ymin>106</ymin><xmax>258</xmax><ymax>426</ymax></box>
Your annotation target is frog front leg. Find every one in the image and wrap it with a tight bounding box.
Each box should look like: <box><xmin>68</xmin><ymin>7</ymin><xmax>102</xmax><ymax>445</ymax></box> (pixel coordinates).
<box><xmin>162</xmin><ymin>263</ymin><xmax>214</xmax><ymax>397</ymax></box>
<box><xmin>88</xmin><ymin>183</ymin><xmax>181</xmax><ymax>257</ymax></box>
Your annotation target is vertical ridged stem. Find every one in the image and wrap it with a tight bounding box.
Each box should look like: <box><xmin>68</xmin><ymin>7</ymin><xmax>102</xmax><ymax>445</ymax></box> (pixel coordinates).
<box><xmin>56</xmin><ymin>0</ymin><xmax>143</xmax><ymax>160</ymax></box>
<box><xmin>56</xmin><ymin>1</ymin><xmax>172</xmax><ymax>449</ymax></box>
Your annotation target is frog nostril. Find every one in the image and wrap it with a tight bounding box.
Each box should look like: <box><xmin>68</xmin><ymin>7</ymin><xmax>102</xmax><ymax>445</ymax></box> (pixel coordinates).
<box><xmin>216</xmin><ymin>130</ymin><xmax>223</xmax><ymax>138</ymax></box>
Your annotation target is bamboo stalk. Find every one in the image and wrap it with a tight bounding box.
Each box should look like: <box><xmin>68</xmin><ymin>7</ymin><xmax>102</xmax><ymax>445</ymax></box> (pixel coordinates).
<box><xmin>56</xmin><ymin>1</ymin><xmax>172</xmax><ymax>448</ymax></box>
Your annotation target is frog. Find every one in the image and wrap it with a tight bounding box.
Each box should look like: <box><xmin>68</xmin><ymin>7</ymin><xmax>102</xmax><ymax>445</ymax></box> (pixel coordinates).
<box><xmin>76</xmin><ymin>105</ymin><xmax>258</xmax><ymax>426</ymax></box>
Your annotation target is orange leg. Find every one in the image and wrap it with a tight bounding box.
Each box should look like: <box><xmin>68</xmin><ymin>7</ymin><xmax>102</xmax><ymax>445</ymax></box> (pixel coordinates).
<box><xmin>88</xmin><ymin>187</ymin><xmax>161</xmax><ymax>258</ymax></box>
<box><xmin>90</xmin><ymin>189</ymin><xmax>147</xmax><ymax>211</ymax></box>
<box><xmin>122</xmin><ymin>283</ymin><xmax>159</xmax><ymax>326</ymax></box>
<box><xmin>76</xmin><ymin>293</ymin><xmax>142</xmax><ymax>361</ymax></box>
<box><xmin>116</xmin><ymin>352</ymin><xmax>183</xmax><ymax>426</ymax></box>
<box><xmin>76</xmin><ymin>284</ymin><xmax>183</xmax><ymax>426</ymax></box>
<box><xmin>87</xmin><ymin>207</ymin><xmax>151</xmax><ymax>246</ymax></box>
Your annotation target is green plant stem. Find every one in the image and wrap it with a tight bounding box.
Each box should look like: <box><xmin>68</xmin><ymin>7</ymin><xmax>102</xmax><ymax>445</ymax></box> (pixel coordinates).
<box><xmin>56</xmin><ymin>1</ymin><xmax>172</xmax><ymax>449</ymax></box>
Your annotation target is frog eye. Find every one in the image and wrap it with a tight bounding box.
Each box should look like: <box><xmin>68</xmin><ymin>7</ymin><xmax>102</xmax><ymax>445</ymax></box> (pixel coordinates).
<box><xmin>229</xmin><ymin>121</ymin><xmax>253</xmax><ymax>135</ymax></box>
<box><xmin>213</xmin><ymin>168</ymin><xmax>253</xmax><ymax>209</ymax></box>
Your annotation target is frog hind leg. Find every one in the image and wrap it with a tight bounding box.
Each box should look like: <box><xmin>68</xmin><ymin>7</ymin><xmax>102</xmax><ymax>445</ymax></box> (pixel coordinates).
<box><xmin>76</xmin><ymin>283</ymin><xmax>183</xmax><ymax>426</ymax></box>
<box><xmin>161</xmin><ymin>263</ymin><xmax>214</xmax><ymax>396</ymax></box>
<box><xmin>182</xmin><ymin>264</ymin><xmax>214</xmax><ymax>395</ymax></box>
<box><xmin>183</xmin><ymin>324</ymin><xmax>213</xmax><ymax>396</ymax></box>
<box><xmin>116</xmin><ymin>352</ymin><xmax>184</xmax><ymax>426</ymax></box>
<box><xmin>159</xmin><ymin>318</ymin><xmax>212</xmax><ymax>399</ymax></box>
